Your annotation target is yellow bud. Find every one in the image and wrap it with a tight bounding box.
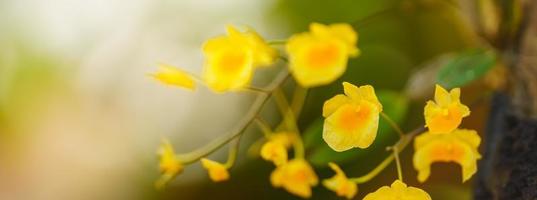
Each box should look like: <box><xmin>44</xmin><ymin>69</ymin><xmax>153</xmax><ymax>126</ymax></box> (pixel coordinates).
<box><xmin>150</xmin><ymin>64</ymin><xmax>196</xmax><ymax>90</ymax></box>
<box><xmin>201</xmin><ymin>158</ymin><xmax>230</xmax><ymax>182</ymax></box>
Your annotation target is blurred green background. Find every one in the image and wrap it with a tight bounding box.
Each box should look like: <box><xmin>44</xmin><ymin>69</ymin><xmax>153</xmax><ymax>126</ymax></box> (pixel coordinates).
<box><xmin>0</xmin><ymin>0</ymin><xmax>490</xmax><ymax>199</ymax></box>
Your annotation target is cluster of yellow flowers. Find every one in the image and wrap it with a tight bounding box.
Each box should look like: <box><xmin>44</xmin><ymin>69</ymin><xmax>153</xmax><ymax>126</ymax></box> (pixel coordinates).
<box><xmin>150</xmin><ymin>23</ymin><xmax>357</xmax><ymax>92</ymax></box>
<box><xmin>320</xmin><ymin>83</ymin><xmax>431</xmax><ymax>199</ymax></box>
<box><xmin>150</xmin><ymin>22</ymin><xmax>482</xmax><ymax>199</ymax></box>
<box><xmin>415</xmin><ymin>85</ymin><xmax>481</xmax><ymax>183</ymax></box>
<box><xmin>151</xmin><ymin>22</ymin><xmax>359</xmax><ymax>194</ymax></box>
<box><xmin>318</xmin><ymin>83</ymin><xmax>481</xmax><ymax>199</ymax></box>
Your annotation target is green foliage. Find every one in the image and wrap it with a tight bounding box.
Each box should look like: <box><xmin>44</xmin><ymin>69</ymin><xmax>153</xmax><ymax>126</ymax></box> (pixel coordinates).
<box><xmin>304</xmin><ymin>90</ymin><xmax>409</xmax><ymax>166</ymax></box>
<box><xmin>436</xmin><ymin>48</ymin><xmax>496</xmax><ymax>89</ymax></box>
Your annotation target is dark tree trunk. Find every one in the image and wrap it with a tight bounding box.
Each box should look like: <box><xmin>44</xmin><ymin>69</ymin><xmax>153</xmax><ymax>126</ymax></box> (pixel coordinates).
<box><xmin>474</xmin><ymin>93</ymin><xmax>537</xmax><ymax>200</ymax></box>
<box><xmin>474</xmin><ymin>1</ymin><xmax>537</xmax><ymax>199</ymax></box>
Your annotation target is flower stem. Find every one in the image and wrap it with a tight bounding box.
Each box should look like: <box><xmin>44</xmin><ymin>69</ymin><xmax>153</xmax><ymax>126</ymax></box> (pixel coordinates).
<box><xmin>267</xmin><ymin>40</ymin><xmax>287</xmax><ymax>45</ymax></box>
<box><xmin>247</xmin><ymin>137</ymin><xmax>266</xmax><ymax>158</ymax></box>
<box><xmin>351</xmin><ymin>5</ymin><xmax>396</xmax><ymax>29</ymax></box>
<box><xmin>393</xmin><ymin>146</ymin><xmax>403</xmax><ymax>181</ymax></box>
<box><xmin>176</xmin><ymin>70</ymin><xmax>290</xmax><ymax>164</ymax></box>
<box><xmin>254</xmin><ymin>116</ymin><xmax>273</xmax><ymax>138</ymax></box>
<box><xmin>224</xmin><ymin>135</ymin><xmax>242</xmax><ymax>169</ymax></box>
<box><xmin>349</xmin><ymin>127</ymin><xmax>425</xmax><ymax>183</ymax></box>
<box><xmin>179</xmin><ymin>93</ymin><xmax>269</xmax><ymax>164</ymax></box>
<box><xmin>243</xmin><ymin>86</ymin><xmax>271</xmax><ymax>94</ymax></box>
<box><xmin>275</xmin><ymin>85</ymin><xmax>308</xmax><ymax>131</ymax></box>
<box><xmin>291</xmin><ymin>86</ymin><xmax>308</xmax><ymax>117</ymax></box>
<box><xmin>380</xmin><ymin>112</ymin><xmax>405</xmax><ymax>138</ymax></box>
<box><xmin>273</xmin><ymin>87</ymin><xmax>305</xmax><ymax>159</ymax></box>
<box><xmin>349</xmin><ymin>153</ymin><xmax>395</xmax><ymax>183</ymax></box>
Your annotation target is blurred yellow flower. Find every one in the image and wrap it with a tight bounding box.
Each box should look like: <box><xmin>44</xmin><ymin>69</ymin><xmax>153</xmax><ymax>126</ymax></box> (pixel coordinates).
<box><xmin>203</xmin><ymin>25</ymin><xmax>277</xmax><ymax>92</ymax></box>
<box><xmin>413</xmin><ymin>129</ymin><xmax>481</xmax><ymax>182</ymax></box>
<box><xmin>201</xmin><ymin>158</ymin><xmax>230</xmax><ymax>182</ymax></box>
<box><xmin>270</xmin><ymin>159</ymin><xmax>318</xmax><ymax>198</ymax></box>
<box><xmin>424</xmin><ymin>85</ymin><xmax>470</xmax><ymax>134</ymax></box>
<box><xmin>363</xmin><ymin>180</ymin><xmax>431</xmax><ymax>200</ymax></box>
<box><xmin>323</xmin><ymin>162</ymin><xmax>357</xmax><ymax>199</ymax></box>
<box><xmin>261</xmin><ymin>132</ymin><xmax>293</xmax><ymax>166</ymax></box>
<box><xmin>155</xmin><ymin>139</ymin><xmax>183</xmax><ymax>189</ymax></box>
<box><xmin>286</xmin><ymin>23</ymin><xmax>359</xmax><ymax>87</ymax></box>
<box><xmin>322</xmin><ymin>82</ymin><xmax>382</xmax><ymax>152</ymax></box>
<box><xmin>150</xmin><ymin>64</ymin><xmax>196</xmax><ymax>90</ymax></box>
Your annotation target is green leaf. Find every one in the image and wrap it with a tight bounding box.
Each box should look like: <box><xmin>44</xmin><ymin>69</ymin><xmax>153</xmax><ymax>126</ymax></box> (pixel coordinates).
<box><xmin>304</xmin><ymin>90</ymin><xmax>409</xmax><ymax>167</ymax></box>
<box><xmin>436</xmin><ymin>48</ymin><xmax>496</xmax><ymax>89</ymax></box>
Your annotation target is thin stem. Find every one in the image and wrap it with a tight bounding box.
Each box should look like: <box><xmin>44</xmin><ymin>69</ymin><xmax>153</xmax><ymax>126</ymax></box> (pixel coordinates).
<box><xmin>291</xmin><ymin>86</ymin><xmax>308</xmax><ymax>118</ymax></box>
<box><xmin>247</xmin><ymin>116</ymin><xmax>276</xmax><ymax>157</ymax></box>
<box><xmin>349</xmin><ymin>127</ymin><xmax>425</xmax><ymax>183</ymax></box>
<box><xmin>273</xmin><ymin>88</ymin><xmax>299</xmax><ymax>132</ymax></box>
<box><xmin>242</xmin><ymin>86</ymin><xmax>271</xmax><ymax>94</ymax></box>
<box><xmin>224</xmin><ymin>135</ymin><xmax>242</xmax><ymax>169</ymax></box>
<box><xmin>178</xmin><ymin>93</ymin><xmax>269</xmax><ymax>164</ymax></box>
<box><xmin>176</xmin><ymin>70</ymin><xmax>290</xmax><ymax>164</ymax></box>
<box><xmin>380</xmin><ymin>112</ymin><xmax>405</xmax><ymax>138</ymax></box>
<box><xmin>351</xmin><ymin>4</ymin><xmax>397</xmax><ymax>29</ymax></box>
<box><xmin>393</xmin><ymin>146</ymin><xmax>403</xmax><ymax>181</ymax></box>
<box><xmin>247</xmin><ymin>137</ymin><xmax>266</xmax><ymax>157</ymax></box>
<box><xmin>274</xmin><ymin>85</ymin><xmax>307</xmax><ymax>131</ymax></box>
<box><xmin>187</xmin><ymin>73</ymin><xmax>205</xmax><ymax>85</ymax></box>
<box><xmin>349</xmin><ymin>154</ymin><xmax>395</xmax><ymax>183</ymax></box>
<box><xmin>254</xmin><ymin>116</ymin><xmax>273</xmax><ymax>138</ymax></box>
<box><xmin>267</xmin><ymin>40</ymin><xmax>287</xmax><ymax>45</ymax></box>
<box><xmin>273</xmin><ymin>88</ymin><xmax>305</xmax><ymax>159</ymax></box>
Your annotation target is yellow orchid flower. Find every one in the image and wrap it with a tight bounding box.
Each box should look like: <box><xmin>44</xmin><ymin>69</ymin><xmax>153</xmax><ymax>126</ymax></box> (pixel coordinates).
<box><xmin>260</xmin><ymin>132</ymin><xmax>293</xmax><ymax>166</ymax></box>
<box><xmin>150</xmin><ymin>64</ymin><xmax>196</xmax><ymax>90</ymax></box>
<box><xmin>424</xmin><ymin>85</ymin><xmax>470</xmax><ymax>133</ymax></box>
<box><xmin>363</xmin><ymin>180</ymin><xmax>432</xmax><ymax>200</ymax></box>
<box><xmin>286</xmin><ymin>23</ymin><xmax>359</xmax><ymax>87</ymax></box>
<box><xmin>322</xmin><ymin>82</ymin><xmax>382</xmax><ymax>152</ymax></box>
<box><xmin>413</xmin><ymin>129</ymin><xmax>481</xmax><ymax>182</ymax></box>
<box><xmin>203</xmin><ymin>25</ymin><xmax>277</xmax><ymax>92</ymax></box>
<box><xmin>270</xmin><ymin>159</ymin><xmax>318</xmax><ymax>198</ymax></box>
<box><xmin>155</xmin><ymin>139</ymin><xmax>183</xmax><ymax>189</ymax></box>
<box><xmin>201</xmin><ymin>158</ymin><xmax>230</xmax><ymax>182</ymax></box>
<box><xmin>323</xmin><ymin>162</ymin><xmax>357</xmax><ymax>199</ymax></box>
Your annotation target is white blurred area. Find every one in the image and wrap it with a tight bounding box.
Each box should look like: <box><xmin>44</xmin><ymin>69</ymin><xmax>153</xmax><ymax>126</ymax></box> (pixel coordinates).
<box><xmin>0</xmin><ymin>0</ymin><xmax>281</xmax><ymax>199</ymax></box>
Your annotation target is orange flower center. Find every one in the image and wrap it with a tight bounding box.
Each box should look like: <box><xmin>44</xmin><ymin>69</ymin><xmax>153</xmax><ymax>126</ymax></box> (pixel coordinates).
<box><xmin>429</xmin><ymin>105</ymin><xmax>463</xmax><ymax>133</ymax></box>
<box><xmin>430</xmin><ymin>142</ymin><xmax>465</xmax><ymax>162</ymax></box>
<box><xmin>291</xmin><ymin>168</ymin><xmax>310</xmax><ymax>183</ymax></box>
<box><xmin>338</xmin><ymin>104</ymin><xmax>371</xmax><ymax>132</ymax></box>
<box><xmin>336</xmin><ymin>181</ymin><xmax>352</xmax><ymax>194</ymax></box>
<box><xmin>216</xmin><ymin>50</ymin><xmax>249</xmax><ymax>75</ymax></box>
<box><xmin>268</xmin><ymin>144</ymin><xmax>285</xmax><ymax>159</ymax></box>
<box><xmin>306</xmin><ymin>42</ymin><xmax>340</xmax><ymax>68</ymax></box>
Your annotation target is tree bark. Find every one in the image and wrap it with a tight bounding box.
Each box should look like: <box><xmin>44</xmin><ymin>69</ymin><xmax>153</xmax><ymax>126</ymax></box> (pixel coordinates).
<box><xmin>474</xmin><ymin>1</ymin><xmax>537</xmax><ymax>199</ymax></box>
